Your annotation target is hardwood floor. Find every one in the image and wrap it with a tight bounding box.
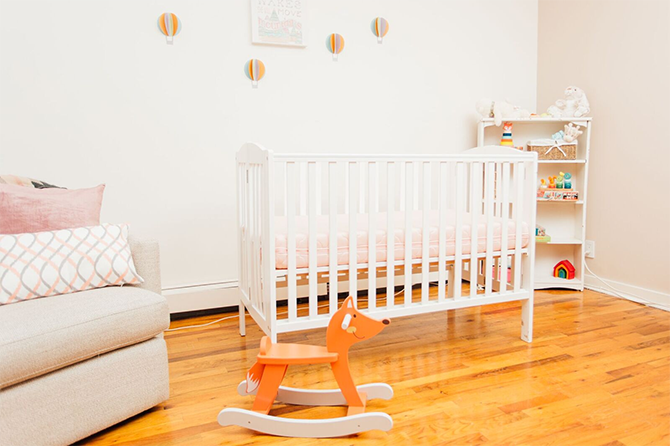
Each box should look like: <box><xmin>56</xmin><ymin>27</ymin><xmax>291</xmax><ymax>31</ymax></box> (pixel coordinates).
<box><xmin>82</xmin><ymin>289</ymin><xmax>670</xmax><ymax>445</ymax></box>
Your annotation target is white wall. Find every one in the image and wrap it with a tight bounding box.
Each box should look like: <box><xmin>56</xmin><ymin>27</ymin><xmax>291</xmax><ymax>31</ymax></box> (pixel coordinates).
<box><xmin>0</xmin><ymin>0</ymin><xmax>539</xmax><ymax>311</ymax></box>
<box><xmin>538</xmin><ymin>0</ymin><xmax>670</xmax><ymax>305</ymax></box>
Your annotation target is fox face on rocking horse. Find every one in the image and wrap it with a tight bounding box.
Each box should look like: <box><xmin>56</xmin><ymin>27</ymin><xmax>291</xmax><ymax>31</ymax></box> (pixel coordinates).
<box><xmin>218</xmin><ymin>296</ymin><xmax>393</xmax><ymax>438</ymax></box>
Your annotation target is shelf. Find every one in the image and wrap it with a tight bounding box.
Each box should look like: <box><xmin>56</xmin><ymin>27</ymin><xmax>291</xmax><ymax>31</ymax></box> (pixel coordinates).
<box><xmin>538</xmin><ymin>238</ymin><xmax>583</xmax><ymax>245</ymax></box>
<box><xmin>538</xmin><ymin>160</ymin><xmax>586</xmax><ymax>164</ymax></box>
<box><xmin>535</xmin><ymin>275</ymin><xmax>583</xmax><ymax>290</ymax></box>
<box><xmin>537</xmin><ymin>200</ymin><xmax>584</xmax><ymax>204</ymax></box>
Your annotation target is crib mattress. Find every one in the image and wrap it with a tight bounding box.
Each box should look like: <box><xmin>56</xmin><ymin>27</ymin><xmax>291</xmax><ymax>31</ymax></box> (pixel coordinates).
<box><xmin>274</xmin><ymin>210</ymin><xmax>530</xmax><ymax>270</ymax></box>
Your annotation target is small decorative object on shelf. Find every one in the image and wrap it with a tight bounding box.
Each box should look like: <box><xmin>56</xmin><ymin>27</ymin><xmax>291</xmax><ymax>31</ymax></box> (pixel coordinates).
<box><xmin>553</xmin><ymin>260</ymin><xmax>576</xmax><ymax>280</ymax></box>
<box><xmin>476</xmin><ymin>98</ymin><xmax>531</xmax><ymax>126</ymax></box>
<box><xmin>562</xmin><ymin>123</ymin><xmax>583</xmax><ymax>142</ymax></box>
<box><xmin>536</xmin><ymin>225</ymin><xmax>551</xmax><ymax>243</ymax></box>
<box><xmin>547</xmin><ymin>86</ymin><xmax>590</xmax><ymax>118</ymax></box>
<box><xmin>499</xmin><ymin>122</ymin><xmax>522</xmax><ymax>149</ymax></box>
<box><xmin>527</xmin><ymin>139</ymin><xmax>577</xmax><ymax>160</ymax></box>
<box><xmin>537</xmin><ymin>172</ymin><xmax>578</xmax><ymax>200</ymax></box>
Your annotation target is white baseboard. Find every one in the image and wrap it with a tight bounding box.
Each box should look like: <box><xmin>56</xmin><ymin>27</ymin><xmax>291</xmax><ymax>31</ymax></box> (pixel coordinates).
<box><xmin>584</xmin><ymin>274</ymin><xmax>670</xmax><ymax>312</ymax></box>
<box><xmin>162</xmin><ymin>281</ymin><xmax>239</xmax><ymax>314</ymax></box>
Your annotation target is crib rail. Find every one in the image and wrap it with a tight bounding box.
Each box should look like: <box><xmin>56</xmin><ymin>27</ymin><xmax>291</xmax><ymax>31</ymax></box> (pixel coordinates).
<box><xmin>237</xmin><ymin>143</ymin><xmax>537</xmax><ymax>341</ymax></box>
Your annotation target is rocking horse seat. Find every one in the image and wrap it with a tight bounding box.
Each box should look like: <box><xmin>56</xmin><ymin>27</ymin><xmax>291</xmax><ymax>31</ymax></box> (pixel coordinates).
<box><xmin>257</xmin><ymin>336</ymin><xmax>338</xmax><ymax>365</ymax></box>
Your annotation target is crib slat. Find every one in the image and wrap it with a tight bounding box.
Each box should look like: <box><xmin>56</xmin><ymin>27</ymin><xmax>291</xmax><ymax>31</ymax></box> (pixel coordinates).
<box><xmin>438</xmin><ymin>162</ymin><xmax>447</xmax><ymax>302</ymax></box>
<box><xmin>513</xmin><ymin>163</ymin><xmax>525</xmax><ymax>291</ymax></box>
<box><xmin>404</xmin><ymin>162</ymin><xmax>413</xmax><ymax>305</ymax></box>
<box><xmin>300</xmin><ymin>162</ymin><xmax>307</xmax><ymax>216</ymax></box>
<box><xmin>360</xmin><ymin>162</ymin><xmax>366</xmax><ymax>214</ymax></box>
<box><xmin>316</xmin><ymin>163</ymin><xmax>322</xmax><ymax>215</ymax></box>
<box><xmin>308</xmin><ymin>162</ymin><xmax>318</xmax><ymax>318</ymax></box>
<box><xmin>469</xmin><ymin>162</ymin><xmax>481</xmax><ymax>298</ymax></box>
<box><xmin>368</xmin><ymin>162</ymin><xmax>377</xmax><ymax>310</ymax></box>
<box><xmin>421</xmin><ymin>162</ymin><xmax>430</xmax><ymax>303</ymax></box>
<box><xmin>500</xmin><ymin>162</ymin><xmax>511</xmax><ymax>294</ymax></box>
<box><xmin>413</xmin><ymin>161</ymin><xmax>420</xmax><ymax>211</ymax></box>
<box><xmin>286</xmin><ymin>162</ymin><xmax>298</xmax><ymax>322</ymax></box>
<box><xmin>386</xmin><ymin>162</ymin><xmax>395</xmax><ymax>309</ymax></box>
<box><xmin>329</xmin><ymin>162</ymin><xmax>338</xmax><ymax>314</ymax></box>
<box><xmin>453</xmin><ymin>162</ymin><xmax>465</xmax><ymax>299</ymax></box>
<box><xmin>485</xmin><ymin>162</ymin><xmax>495</xmax><ymax>295</ymax></box>
<box><xmin>349</xmin><ymin>162</ymin><xmax>358</xmax><ymax>304</ymax></box>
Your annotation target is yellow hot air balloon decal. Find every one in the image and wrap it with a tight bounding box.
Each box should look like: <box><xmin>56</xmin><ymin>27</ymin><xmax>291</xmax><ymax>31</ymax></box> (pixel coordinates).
<box><xmin>371</xmin><ymin>17</ymin><xmax>389</xmax><ymax>43</ymax></box>
<box><xmin>158</xmin><ymin>13</ymin><xmax>182</xmax><ymax>44</ymax></box>
<box><xmin>244</xmin><ymin>59</ymin><xmax>266</xmax><ymax>88</ymax></box>
<box><xmin>326</xmin><ymin>33</ymin><xmax>345</xmax><ymax>61</ymax></box>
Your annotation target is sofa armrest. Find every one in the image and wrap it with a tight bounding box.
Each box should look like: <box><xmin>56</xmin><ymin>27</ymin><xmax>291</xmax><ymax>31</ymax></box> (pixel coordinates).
<box><xmin>128</xmin><ymin>236</ymin><xmax>162</xmax><ymax>295</ymax></box>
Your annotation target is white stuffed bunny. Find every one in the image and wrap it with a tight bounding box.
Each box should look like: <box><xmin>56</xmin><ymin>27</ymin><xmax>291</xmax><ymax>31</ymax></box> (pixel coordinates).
<box><xmin>547</xmin><ymin>86</ymin><xmax>590</xmax><ymax>118</ymax></box>
<box><xmin>476</xmin><ymin>98</ymin><xmax>531</xmax><ymax>126</ymax></box>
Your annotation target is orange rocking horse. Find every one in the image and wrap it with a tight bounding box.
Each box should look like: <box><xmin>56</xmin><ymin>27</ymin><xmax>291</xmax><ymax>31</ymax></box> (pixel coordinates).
<box><xmin>218</xmin><ymin>296</ymin><xmax>393</xmax><ymax>437</ymax></box>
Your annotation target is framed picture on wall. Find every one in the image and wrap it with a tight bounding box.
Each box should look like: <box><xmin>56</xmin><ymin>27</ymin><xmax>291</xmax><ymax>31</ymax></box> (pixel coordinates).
<box><xmin>251</xmin><ymin>0</ymin><xmax>308</xmax><ymax>47</ymax></box>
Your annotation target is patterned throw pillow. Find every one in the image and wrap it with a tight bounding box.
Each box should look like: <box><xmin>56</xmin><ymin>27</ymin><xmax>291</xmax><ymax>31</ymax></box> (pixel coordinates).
<box><xmin>0</xmin><ymin>223</ymin><xmax>143</xmax><ymax>305</ymax></box>
<box><xmin>0</xmin><ymin>174</ymin><xmax>63</xmax><ymax>189</ymax></box>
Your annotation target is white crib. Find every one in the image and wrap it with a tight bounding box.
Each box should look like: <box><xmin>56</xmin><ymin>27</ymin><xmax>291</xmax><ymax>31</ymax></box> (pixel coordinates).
<box><xmin>236</xmin><ymin>143</ymin><xmax>537</xmax><ymax>343</ymax></box>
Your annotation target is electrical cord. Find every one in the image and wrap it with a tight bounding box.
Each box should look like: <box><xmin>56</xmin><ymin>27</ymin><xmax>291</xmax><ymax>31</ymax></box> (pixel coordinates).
<box><xmin>583</xmin><ymin>262</ymin><xmax>662</xmax><ymax>308</ymax></box>
<box><xmin>166</xmin><ymin>287</ymin><xmax>407</xmax><ymax>332</ymax></box>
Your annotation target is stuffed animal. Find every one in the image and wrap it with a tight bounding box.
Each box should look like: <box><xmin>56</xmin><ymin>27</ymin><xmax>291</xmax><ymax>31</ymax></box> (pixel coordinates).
<box><xmin>476</xmin><ymin>98</ymin><xmax>531</xmax><ymax>126</ymax></box>
<box><xmin>547</xmin><ymin>86</ymin><xmax>590</xmax><ymax>118</ymax></box>
<box><xmin>562</xmin><ymin>123</ymin><xmax>583</xmax><ymax>143</ymax></box>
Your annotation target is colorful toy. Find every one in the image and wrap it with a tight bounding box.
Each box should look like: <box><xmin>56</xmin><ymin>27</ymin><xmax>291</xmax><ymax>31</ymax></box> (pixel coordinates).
<box><xmin>157</xmin><ymin>12</ymin><xmax>182</xmax><ymax>45</ymax></box>
<box><xmin>244</xmin><ymin>59</ymin><xmax>266</xmax><ymax>88</ymax></box>
<box><xmin>218</xmin><ymin>296</ymin><xmax>393</xmax><ymax>437</ymax></box>
<box><xmin>564</xmin><ymin>172</ymin><xmax>572</xmax><ymax>189</ymax></box>
<box><xmin>535</xmin><ymin>225</ymin><xmax>551</xmax><ymax>243</ymax></box>
<box><xmin>371</xmin><ymin>17</ymin><xmax>389</xmax><ymax>43</ymax></box>
<box><xmin>500</xmin><ymin>122</ymin><xmax>514</xmax><ymax>146</ymax></box>
<box><xmin>553</xmin><ymin>260</ymin><xmax>575</xmax><ymax>280</ymax></box>
<box><xmin>326</xmin><ymin>33</ymin><xmax>345</xmax><ymax>61</ymax></box>
<box><xmin>548</xmin><ymin>176</ymin><xmax>557</xmax><ymax>188</ymax></box>
<box><xmin>556</xmin><ymin>172</ymin><xmax>564</xmax><ymax>189</ymax></box>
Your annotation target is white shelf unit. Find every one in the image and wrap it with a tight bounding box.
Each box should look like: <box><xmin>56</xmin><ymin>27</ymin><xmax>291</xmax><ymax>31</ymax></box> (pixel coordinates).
<box><xmin>477</xmin><ymin>117</ymin><xmax>592</xmax><ymax>291</ymax></box>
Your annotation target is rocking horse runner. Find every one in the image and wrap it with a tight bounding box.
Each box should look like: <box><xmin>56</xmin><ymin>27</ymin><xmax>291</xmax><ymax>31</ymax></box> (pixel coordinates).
<box><xmin>218</xmin><ymin>296</ymin><xmax>393</xmax><ymax>438</ymax></box>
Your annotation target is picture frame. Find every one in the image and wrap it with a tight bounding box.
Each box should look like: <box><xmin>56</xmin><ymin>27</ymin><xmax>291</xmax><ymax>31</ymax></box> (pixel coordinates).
<box><xmin>250</xmin><ymin>0</ymin><xmax>308</xmax><ymax>47</ymax></box>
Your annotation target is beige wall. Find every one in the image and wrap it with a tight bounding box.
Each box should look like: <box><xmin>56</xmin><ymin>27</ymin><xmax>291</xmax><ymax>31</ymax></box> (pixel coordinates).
<box><xmin>538</xmin><ymin>0</ymin><xmax>670</xmax><ymax>295</ymax></box>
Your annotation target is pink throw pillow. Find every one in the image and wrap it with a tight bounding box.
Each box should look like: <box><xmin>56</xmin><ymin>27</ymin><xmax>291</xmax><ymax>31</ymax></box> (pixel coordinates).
<box><xmin>0</xmin><ymin>184</ymin><xmax>105</xmax><ymax>234</ymax></box>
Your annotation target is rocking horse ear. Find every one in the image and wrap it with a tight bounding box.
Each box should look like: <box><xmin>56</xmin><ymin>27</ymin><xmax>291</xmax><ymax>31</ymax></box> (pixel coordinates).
<box><xmin>345</xmin><ymin>296</ymin><xmax>354</xmax><ymax>309</ymax></box>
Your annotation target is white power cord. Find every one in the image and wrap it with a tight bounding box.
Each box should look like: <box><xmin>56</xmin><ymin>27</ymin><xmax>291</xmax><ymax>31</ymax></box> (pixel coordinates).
<box><xmin>166</xmin><ymin>287</ymin><xmax>407</xmax><ymax>332</ymax></box>
<box><xmin>583</xmin><ymin>262</ymin><xmax>660</xmax><ymax>307</ymax></box>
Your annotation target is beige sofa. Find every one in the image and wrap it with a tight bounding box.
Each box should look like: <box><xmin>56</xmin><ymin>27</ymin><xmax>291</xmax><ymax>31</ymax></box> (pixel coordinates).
<box><xmin>0</xmin><ymin>238</ymin><xmax>170</xmax><ymax>446</ymax></box>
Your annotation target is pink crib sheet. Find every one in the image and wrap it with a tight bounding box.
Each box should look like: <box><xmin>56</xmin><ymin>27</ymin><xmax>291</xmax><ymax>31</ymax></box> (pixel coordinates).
<box><xmin>274</xmin><ymin>211</ymin><xmax>530</xmax><ymax>270</ymax></box>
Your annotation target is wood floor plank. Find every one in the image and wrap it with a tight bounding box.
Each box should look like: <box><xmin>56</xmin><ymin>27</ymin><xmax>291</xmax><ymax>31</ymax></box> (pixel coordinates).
<box><xmin>81</xmin><ymin>289</ymin><xmax>670</xmax><ymax>445</ymax></box>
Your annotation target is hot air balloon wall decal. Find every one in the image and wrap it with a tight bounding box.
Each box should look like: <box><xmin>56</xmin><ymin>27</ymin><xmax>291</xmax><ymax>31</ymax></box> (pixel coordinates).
<box><xmin>326</xmin><ymin>33</ymin><xmax>345</xmax><ymax>61</ymax></box>
<box><xmin>158</xmin><ymin>12</ymin><xmax>182</xmax><ymax>45</ymax></box>
<box><xmin>371</xmin><ymin>17</ymin><xmax>389</xmax><ymax>44</ymax></box>
<box><xmin>244</xmin><ymin>59</ymin><xmax>266</xmax><ymax>89</ymax></box>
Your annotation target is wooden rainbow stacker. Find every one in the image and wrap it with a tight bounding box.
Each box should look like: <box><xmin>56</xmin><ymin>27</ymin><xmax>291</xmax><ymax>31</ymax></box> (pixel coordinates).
<box><xmin>218</xmin><ymin>296</ymin><xmax>393</xmax><ymax>438</ymax></box>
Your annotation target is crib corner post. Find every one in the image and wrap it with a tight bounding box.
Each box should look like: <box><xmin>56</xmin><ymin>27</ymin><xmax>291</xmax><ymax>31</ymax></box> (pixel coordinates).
<box><xmin>239</xmin><ymin>302</ymin><xmax>246</xmax><ymax>337</ymax></box>
<box><xmin>521</xmin><ymin>299</ymin><xmax>533</xmax><ymax>343</ymax></box>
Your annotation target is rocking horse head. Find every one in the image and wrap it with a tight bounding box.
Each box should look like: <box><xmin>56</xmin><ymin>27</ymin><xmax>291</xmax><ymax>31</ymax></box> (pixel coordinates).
<box><xmin>326</xmin><ymin>296</ymin><xmax>390</xmax><ymax>353</ymax></box>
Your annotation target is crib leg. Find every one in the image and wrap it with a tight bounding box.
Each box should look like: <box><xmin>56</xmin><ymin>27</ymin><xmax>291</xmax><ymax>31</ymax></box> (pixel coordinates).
<box><xmin>521</xmin><ymin>299</ymin><xmax>533</xmax><ymax>343</ymax></box>
<box><xmin>239</xmin><ymin>302</ymin><xmax>246</xmax><ymax>337</ymax></box>
<box><xmin>271</xmin><ymin>332</ymin><xmax>278</xmax><ymax>343</ymax></box>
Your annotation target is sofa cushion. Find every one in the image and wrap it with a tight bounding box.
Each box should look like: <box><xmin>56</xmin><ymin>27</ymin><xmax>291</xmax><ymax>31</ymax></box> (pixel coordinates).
<box><xmin>0</xmin><ymin>286</ymin><xmax>169</xmax><ymax>389</ymax></box>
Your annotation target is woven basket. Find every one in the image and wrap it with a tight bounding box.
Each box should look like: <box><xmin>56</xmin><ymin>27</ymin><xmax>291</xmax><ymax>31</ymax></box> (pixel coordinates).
<box><xmin>527</xmin><ymin>139</ymin><xmax>577</xmax><ymax>160</ymax></box>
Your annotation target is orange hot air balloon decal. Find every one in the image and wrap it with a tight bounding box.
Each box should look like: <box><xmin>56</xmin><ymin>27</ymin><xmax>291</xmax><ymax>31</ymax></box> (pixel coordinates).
<box><xmin>371</xmin><ymin>17</ymin><xmax>389</xmax><ymax>43</ymax></box>
<box><xmin>326</xmin><ymin>33</ymin><xmax>345</xmax><ymax>61</ymax></box>
<box><xmin>244</xmin><ymin>59</ymin><xmax>266</xmax><ymax>88</ymax></box>
<box><xmin>158</xmin><ymin>13</ymin><xmax>182</xmax><ymax>44</ymax></box>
